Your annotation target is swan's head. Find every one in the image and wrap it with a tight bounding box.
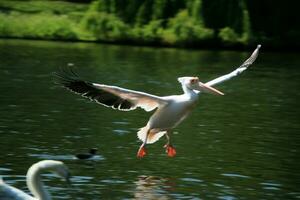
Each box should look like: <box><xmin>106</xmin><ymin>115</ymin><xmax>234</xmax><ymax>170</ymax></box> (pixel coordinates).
<box><xmin>36</xmin><ymin>160</ymin><xmax>71</xmax><ymax>183</ymax></box>
<box><xmin>26</xmin><ymin>160</ymin><xmax>71</xmax><ymax>199</ymax></box>
<box><xmin>177</xmin><ymin>76</ymin><xmax>224</xmax><ymax>95</ymax></box>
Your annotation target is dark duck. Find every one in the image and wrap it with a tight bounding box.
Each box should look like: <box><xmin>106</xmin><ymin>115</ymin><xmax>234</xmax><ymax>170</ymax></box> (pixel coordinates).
<box><xmin>75</xmin><ymin>148</ymin><xmax>98</xmax><ymax>159</ymax></box>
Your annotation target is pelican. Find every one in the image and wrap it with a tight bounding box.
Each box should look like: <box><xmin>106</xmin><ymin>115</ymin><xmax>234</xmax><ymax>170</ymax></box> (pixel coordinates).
<box><xmin>54</xmin><ymin>45</ymin><xmax>261</xmax><ymax>158</ymax></box>
<box><xmin>0</xmin><ymin>160</ymin><xmax>70</xmax><ymax>200</ymax></box>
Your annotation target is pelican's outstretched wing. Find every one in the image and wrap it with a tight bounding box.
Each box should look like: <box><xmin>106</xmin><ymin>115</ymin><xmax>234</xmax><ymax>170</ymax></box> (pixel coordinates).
<box><xmin>205</xmin><ymin>44</ymin><xmax>261</xmax><ymax>87</ymax></box>
<box><xmin>54</xmin><ymin>69</ymin><xmax>167</xmax><ymax>112</ymax></box>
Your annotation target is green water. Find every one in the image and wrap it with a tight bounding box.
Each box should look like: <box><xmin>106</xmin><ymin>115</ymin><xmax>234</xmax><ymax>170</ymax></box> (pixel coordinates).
<box><xmin>0</xmin><ymin>39</ymin><xmax>299</xmax><ymax>199</ymax></box>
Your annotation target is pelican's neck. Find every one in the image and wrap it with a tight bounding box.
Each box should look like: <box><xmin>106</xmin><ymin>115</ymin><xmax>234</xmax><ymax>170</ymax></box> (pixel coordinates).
<box><xmin>181</xmin><ymin>84</ymin><xmax>196</xmax><ymax>96</ymax></box>
<box><xmin>26</xmin><ymin>164</ymin><xmax>51</xmax><ymax>200</ymax></box>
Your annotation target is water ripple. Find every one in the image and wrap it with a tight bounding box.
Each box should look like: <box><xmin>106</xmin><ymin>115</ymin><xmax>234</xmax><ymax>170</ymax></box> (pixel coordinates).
<box><xmin>180</xmin><ymin>177</ymin><xmax>203</xmax><ymax>183</ymax></box>
<box><xmin>221</xmin><ymin>173</ymin><xmax>250</xmax><ymax>179</ymax></box>
<box><xmin>113</xmin><ymin>129</ymin><xmax>130</xmax><ymax>135</ymax></box>
<box><xmin>0</xmin><ymin>167</ymin><xmax>12</xmax><ymax>172</ymax></box>
<box><xmin>28</xmin><ymin>153</ymin><xmax>105</xmax><ymax>161</ymax></box>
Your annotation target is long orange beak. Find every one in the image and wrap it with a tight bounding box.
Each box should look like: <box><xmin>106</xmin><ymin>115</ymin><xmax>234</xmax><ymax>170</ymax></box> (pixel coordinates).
<box><xmin>198</xmin><ymin>82</ymin><xmax>224</xmax><ymax>95</ymax></box>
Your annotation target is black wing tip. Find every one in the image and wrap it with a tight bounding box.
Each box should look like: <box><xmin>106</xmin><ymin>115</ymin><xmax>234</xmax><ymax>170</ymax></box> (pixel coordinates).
<box><xmin>53</xmin><ymin>66</ymin><xmax>79</xmax><ymax>79</ymax></box>
<box><xmin>52</xmin><ymin>67</ymin><xmax>80</xmax><ymax>86</ymax></box>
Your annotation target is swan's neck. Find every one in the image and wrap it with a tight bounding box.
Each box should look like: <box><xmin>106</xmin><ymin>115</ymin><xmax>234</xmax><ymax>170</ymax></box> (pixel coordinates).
<box><xmin>26</xmin><ymin>164</ymin><xmax>51</xmax><ymax>200</ymax></box>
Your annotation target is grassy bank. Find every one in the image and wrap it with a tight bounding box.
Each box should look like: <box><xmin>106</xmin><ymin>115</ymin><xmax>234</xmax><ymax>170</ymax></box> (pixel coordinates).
<box><xmin>0</xmin><ymin>1</ymin><xmax>87</xmax><ymax>40</ymax></box>
<box><xmin>0</xmin><ymin>0</ymin><xmax>299</xmax><ymax>50</ymax></box>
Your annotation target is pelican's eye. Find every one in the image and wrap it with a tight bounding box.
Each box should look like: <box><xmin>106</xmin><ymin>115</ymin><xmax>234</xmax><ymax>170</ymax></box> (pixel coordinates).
<box><xmin>190</xmin><ymin>78</ymin><xmax>198</xmax><ymax>84</ymax></box>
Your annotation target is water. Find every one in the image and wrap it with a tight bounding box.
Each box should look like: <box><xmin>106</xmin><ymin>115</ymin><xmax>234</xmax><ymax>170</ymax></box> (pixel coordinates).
<box><xmin>0</xmin><ymin>39</ymin><xmax>299</xmax><ymax>199</ymax></box>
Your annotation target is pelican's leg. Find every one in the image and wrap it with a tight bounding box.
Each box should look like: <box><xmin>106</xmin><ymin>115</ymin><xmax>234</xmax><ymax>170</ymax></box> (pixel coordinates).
<box><xmin>164</xmin><ymin>131</ymin><xmax>176</xmax><ymax>157</ymax></box>
<box><xmin>137</xmin><ymin>130</ymin><xmax>149</xmax><ymax>158</ymax></box>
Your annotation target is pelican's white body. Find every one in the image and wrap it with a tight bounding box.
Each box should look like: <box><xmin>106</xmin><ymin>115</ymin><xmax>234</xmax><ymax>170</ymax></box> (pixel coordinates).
<box><xmin>137</xmin><ymin>84</ymin><xmax>203</xmax><ymax>144</ymax></box>
<box><xmin>148</xmin><ymin>92</ymin><xmax>199</xmax><ymax>130</ymax></box>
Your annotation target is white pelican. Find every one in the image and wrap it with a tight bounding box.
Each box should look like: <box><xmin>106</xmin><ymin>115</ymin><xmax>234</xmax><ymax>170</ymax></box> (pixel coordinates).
<box><xmin>0</xmin><ymin>160</ymin><xmax>70</xmax><ymax>200</ymax></box>
<box><xmin>54</xmin><ymin>45</ymin><xmax>261</xmax><ymax>158</ymax></box>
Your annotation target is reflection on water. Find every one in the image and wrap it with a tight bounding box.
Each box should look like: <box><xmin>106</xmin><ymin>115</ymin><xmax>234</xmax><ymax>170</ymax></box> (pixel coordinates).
<box><xmin>134</xmin><ymin>176</ymin><xmax>172</xmax><ymax>200</ymax></box>
<box><xmin>0</xmin><ymin>39</ymin><xmax>299</xmax><ymax>199</ymax></box>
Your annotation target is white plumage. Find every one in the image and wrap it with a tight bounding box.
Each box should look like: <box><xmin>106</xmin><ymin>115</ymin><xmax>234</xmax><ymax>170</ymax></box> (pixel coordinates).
<box><xmin>55</xmin><ymin>45</ymin><xmax>261</xmax><ymax>158</ymax></box>
<box><xmin>0</xmin><ymin>160</ymin><xmax>70</xmax><ymax>200</ymax></box>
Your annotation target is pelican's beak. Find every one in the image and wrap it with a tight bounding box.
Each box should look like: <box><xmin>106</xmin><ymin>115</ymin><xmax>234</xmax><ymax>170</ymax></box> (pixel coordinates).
<box><xmin>198</xmin><ymin>82</ymin><xmax>224</xmax><ymax>95</ymax></box>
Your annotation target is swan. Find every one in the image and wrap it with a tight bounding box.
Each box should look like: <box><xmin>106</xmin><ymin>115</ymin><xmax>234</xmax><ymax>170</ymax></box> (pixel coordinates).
<box><xmin>0</xmin><ymin>160</ymin><xmax>70</xmax><ymax>200</ymax></box>
<box><xmin>54</xmin><ymin>45</ymin><xmax>261</xmax><ymax>158</ymax></box>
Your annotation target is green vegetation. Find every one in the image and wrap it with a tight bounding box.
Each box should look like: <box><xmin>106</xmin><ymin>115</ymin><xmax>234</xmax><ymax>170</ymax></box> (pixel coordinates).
<box><xmin>0</xmin><ymin>1</ymin><xmax>86</xmax><ymax>40</ymax></box>
<box><xmin>0</xmin><ymin>0</ymin><xmax>298</xmax><ymax>49</ymax></box>
<box><xmin>0</xmin><ymin>12</ymin><xmax>77</xmax><ymax>40</ymax></box>
<box><xmin>80</xmin><ymin>7</ymin><xmax>129</xmax><ymax>41</ymax></box>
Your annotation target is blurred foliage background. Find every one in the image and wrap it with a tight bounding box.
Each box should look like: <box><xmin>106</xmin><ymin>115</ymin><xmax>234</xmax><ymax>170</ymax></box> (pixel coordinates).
<box><xmin>0</xmin><ymin>0</ymin><xmax>299</xmax><ymax>49</ymax></box>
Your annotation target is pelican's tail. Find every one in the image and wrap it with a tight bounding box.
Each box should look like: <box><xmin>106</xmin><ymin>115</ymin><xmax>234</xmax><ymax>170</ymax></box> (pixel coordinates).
<box><xmin>137</xmin><ymin>127</ymin><xmax>166</xmax><ymax>144</ymax></box>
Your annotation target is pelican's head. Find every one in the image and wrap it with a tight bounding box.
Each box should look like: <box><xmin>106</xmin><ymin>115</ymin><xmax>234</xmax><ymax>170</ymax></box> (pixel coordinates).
<box><xmin>178</xmin><ymin>76</ymin><xmax>224</xmax><ymax>95</ymax></box>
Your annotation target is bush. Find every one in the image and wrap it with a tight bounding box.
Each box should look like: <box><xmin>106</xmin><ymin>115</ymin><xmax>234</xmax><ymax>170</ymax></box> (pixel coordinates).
<box><xmin>130</xmin><ymin>20</ymin><xmax>164</xmax><ymax>42</ymax></box>
<box><xmin>218</xmin><ymin>27</ymin><xmax>239</xmax><ymax>44</ymax></box>
<box><xmin>162</xmin><ymin>10</ymin><xmax>214</xmax><ymax>45</ymax></box>
<box><xmin>80</xmin><ymin>11</ymin><xmax>129</xmax><ymax>40</ymax></box>
<box><xmin>0</xmin><ymin>12</ymin><xmax>77</xmax><ymax>40</ymax></box>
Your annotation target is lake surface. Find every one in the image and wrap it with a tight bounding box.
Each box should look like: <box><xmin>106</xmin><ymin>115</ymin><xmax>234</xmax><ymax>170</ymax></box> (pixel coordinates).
<box><xmin>0</xmin><ymin>39</ymin><xmax>299</xmax><ymax>199</ymax></box>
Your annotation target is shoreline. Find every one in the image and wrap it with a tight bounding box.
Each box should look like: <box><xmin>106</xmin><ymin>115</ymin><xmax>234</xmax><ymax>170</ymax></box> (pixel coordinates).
<box><xmin>1</xmin><ymin>37</ymin><xmax>299</xmax><ymax>53</ymax></box>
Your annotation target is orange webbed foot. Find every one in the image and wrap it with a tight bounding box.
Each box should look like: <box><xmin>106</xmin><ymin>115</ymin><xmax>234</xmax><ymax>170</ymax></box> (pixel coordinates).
<box><xmin>137</xmin><ymin>146</ymin><xmax>147</xmax><ymax>158</ymax></box>
<box><xmin>165</xmin><ymin>145</ymin><xmax>176</xmax><ymax>157</ymax></box>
